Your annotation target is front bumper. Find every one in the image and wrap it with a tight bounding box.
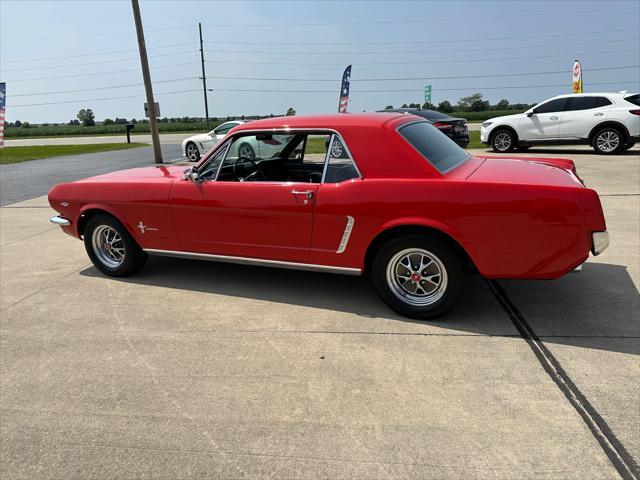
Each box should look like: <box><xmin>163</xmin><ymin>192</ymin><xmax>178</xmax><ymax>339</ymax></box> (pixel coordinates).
<box><xmin>592</xmin><ymin>231</ymin><xmax>609</xmax><ymax>256</ymax></box>
<box><xmin>50</xmin><ymin>215</ymin><xmax>71</xmax><ymax>226</ymax></box>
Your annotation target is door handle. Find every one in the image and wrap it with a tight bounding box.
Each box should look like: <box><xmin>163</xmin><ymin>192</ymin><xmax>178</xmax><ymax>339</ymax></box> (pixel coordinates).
<box><xmin>291</xmin><ymin>190</ymin><xmax>314</xmax><ymax>199</ymax></box>
<box><xmin>549</xmin><ymin>116</ymin><xmax>559</xmax><ymax>120</ymax></box>
<box><xmin>594</xmin><ymin>112</ymin><xmax>604</xmax><ymax>116</ymax></box>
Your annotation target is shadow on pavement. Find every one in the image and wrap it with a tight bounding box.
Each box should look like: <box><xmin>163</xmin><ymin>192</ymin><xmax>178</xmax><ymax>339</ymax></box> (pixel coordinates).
<box><xmin>81</xmin><ymin>257</ymin><xmax>639</xmax><ymax>354</ymax></box>
<box><xmin>501</xmin><ymin>262</ymin><xmax>640</xmax><ymax>355</ymax></box>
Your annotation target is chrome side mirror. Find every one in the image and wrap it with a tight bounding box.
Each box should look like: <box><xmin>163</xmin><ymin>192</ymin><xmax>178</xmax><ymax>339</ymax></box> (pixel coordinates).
<box><xmin>182</xmin><ymin>167</ymin><xmax>200</xmax><ymax>182</ymax></box>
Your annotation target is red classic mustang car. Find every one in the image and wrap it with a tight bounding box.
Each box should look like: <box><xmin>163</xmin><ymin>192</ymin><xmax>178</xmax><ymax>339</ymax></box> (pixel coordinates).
<box><xmin>48</xmin><ymin>113</ymin><xmax>608</xmax><ymax>318</ymax></box>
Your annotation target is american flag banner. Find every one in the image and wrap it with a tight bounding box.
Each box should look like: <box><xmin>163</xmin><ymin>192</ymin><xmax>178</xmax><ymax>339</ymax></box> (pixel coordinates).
<box><xmin>338</xmin><ymin>65</ymin><xmax>352</xmax><ymax>113</ymax></box>
<box><xmin>0</xmin><ymin>83</ymin><xmax>5</xmax><ymax>148</ymax></box>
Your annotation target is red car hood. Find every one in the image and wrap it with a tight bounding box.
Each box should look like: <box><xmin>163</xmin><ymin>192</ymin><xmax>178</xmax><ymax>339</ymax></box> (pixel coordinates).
<box><xmin>78</xmin><ymin>165</ymin><xmax>186</xmax><ymax>183</ymax></box>
<box><xmin>467</xmin><ymin>156</ymin><xmax>583</xmax><ymax>188</ymax></box>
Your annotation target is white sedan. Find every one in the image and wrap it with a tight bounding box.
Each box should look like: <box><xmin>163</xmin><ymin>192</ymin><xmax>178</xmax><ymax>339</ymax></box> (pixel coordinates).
<box><xmin>181</xmin><ymin>120</ymin><xmax>244</xmax><ymax>161</ymax></box>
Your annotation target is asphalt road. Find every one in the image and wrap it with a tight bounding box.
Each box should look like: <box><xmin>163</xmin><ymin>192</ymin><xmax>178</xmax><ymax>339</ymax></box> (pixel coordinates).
<box><xmin>0</xmin><ymin>144</ymin><xmax>183</xmax><ymax>206</ymax></box>
<box><xmin>0</xmin><ymin>146</ymin><xmax>638</xmax><ymax>479</ymax></box>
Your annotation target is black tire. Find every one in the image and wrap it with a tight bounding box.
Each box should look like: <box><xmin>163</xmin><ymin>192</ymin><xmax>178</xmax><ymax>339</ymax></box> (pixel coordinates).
<box><xmin>490</xmin><ymin>129</ymin><xmax>517</xmax><ymax>153</ymax></box>
<box><xmin>238</xmin><ymin>142</ymin><xmax>255</xmax><ymax>159</ymax></box>
<box><xmin>84</xmin><ymin>214</ymin><xmax>147</xmax><ymax>277</ymax></box>
<box><xmin>592</xmin><ymin>127</ymin><xmax>624</xmax><ymax>155</ymax></box>
<box><xmin>185</xmin><ymin>142</ymin><xmax>200</xmax><ymax>162</ymax></box>
<box><xmin>371</xmin><ymin>235</ymin><xmax>466</xmax><ymax>320</ymax></box>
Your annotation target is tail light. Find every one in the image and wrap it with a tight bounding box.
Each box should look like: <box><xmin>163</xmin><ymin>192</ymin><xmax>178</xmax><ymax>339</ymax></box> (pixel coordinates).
<box><xmin>629</xmin><ymin>109</ymin><xmax>640</xmax><ymax>115</ymax></box>
<box><xmin>432</xmin><ymin>122</ymin><xmax>452</xmax><ymax>130</ymax></box>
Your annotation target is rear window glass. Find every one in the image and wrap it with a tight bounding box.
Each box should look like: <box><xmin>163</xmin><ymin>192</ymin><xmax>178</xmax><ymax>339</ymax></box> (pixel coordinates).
<box><xmin>398</xmin><ymin>121</ymin><xmax>469</xmax><ymax>173</ymax></box>
<box><xmin>625</xmin><ymin>94</ymin><xmax>640</xmax><ymax>106</ymax></box>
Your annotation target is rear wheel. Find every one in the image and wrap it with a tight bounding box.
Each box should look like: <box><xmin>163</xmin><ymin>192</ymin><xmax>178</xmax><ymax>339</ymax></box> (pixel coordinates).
<box><xmin>592</xmin><ymin>127</ymin><xmax>624</xmax><ymax>154</ymax></box>
<box><xmin>491</xmin><ymin>129</ymin><xmax>517</xmax><ymax>153</ymax></box>
<box><xmin>371</xmin><ymin>235</ymin><xmax>466</xmax><ymax>319</ymax></box>
<box><xmin>185</xmin><ymin>142</ymin><xmax>200</xmax><ymax>162</ymax></box>
<box><xmin>84</xmin><ymin>214</ymin><xmax>147</xmax><ymax>277</ymax></box>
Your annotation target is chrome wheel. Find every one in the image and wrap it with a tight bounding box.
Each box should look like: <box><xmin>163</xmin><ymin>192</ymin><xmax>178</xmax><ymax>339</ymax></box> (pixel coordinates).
<box><xmin>238</xmin><ymin>143</ymin><xmax>255</xmax><ymax>159</ymax></box>
<box><xmin>91</xmin><ymin>225</ymin><xmax>125</xmax><ymax>268</ymax></box>
<box><xmin>493</xmin><ymin>131</ymin><xmax>512</xmax><ymax>152</ymax></box>
<box><xmin>596</xmin><ymin>131</ymin><xmax>620</xmax><ymax>153</ymax></box>
<box><xmin>186</xmin><ymin>143</ymin><xmax>200</xmax><ymax>161</ymax></box>
<box><xmin>385</xmin><ymin>248</ymin><xmax>448</xmax><ymax>307</ymax></box>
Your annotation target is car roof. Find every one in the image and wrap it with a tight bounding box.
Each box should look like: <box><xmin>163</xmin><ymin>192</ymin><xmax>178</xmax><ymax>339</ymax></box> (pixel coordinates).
<box><xmin>550</xmin><ymin>92</ymin><xmax>634</xmax><ymax>99</ymax></box>
<box><xmin>230</xmin><ymin>113</ymin><xmax>412</xmax><ymax>132</ymax></box>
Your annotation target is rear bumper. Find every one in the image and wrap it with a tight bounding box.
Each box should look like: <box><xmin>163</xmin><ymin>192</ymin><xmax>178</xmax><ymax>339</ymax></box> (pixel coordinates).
<box><xmin>592</xmin><ymin>230</ymin><xmax>609</xmax><ymax>256</ymax></box>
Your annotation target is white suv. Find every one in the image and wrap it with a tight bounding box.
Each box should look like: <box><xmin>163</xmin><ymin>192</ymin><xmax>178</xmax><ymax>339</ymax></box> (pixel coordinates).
<box><xmin>481</xmin><ymin>92</ymin><xmax>640</xmax><ymax>154</ymax></box>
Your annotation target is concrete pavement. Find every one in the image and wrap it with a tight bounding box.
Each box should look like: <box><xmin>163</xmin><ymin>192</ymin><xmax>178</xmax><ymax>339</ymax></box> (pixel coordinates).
<box><xmin>0</xmin><ymin>148</ymin><xmax>638</xmax><ymax>478</ymax></box>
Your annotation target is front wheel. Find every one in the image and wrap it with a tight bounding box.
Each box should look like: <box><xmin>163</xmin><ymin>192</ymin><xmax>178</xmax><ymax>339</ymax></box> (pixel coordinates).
<box><xmin>592</xmin><ymin>128</ymin><xmax>624</xmax><ymax>154</ymax></box>
<box><xmin>490</xmin><ymin>129</ymin><xmax>517</xmax><ymax>153</ymax></box>
<box><xmin>371</xmin><ymin>235</ymin><xmax>466</xmax><ymax>319</ymax></box>
<box><xmin>84</xmin><ymin>214</ymin><xmax>147</xmax><ymax>277</ymax></box>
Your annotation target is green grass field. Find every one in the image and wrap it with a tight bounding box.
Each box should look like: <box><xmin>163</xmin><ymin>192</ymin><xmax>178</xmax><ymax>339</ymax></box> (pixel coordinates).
<box><xmin>0</xmin><ymin>143</ymin><xmax>148</xmax><ymax>165</ymax></box>
<box><xmin>467</xmin><ymin>130</ymin><xmax>485</xmax><ymax>149</ymax></box>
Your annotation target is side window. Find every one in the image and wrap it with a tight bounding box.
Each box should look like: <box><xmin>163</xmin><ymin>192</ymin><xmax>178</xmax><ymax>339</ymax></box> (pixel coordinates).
<box><xmin>593</xmin><ymin>97</ymin><xmax>612</xmax><ymax>108</ymax></box>
<box><xmin>323</xmin><ymin>136</ymin><xmax>360</xmax><ymax>183</ymax></box>
<box><xmin>534</xmin><ymin>98</ymin><xmax>568</xmax><ymax>114</ymax></box>
<box><xmin>199</xmin><ymin>142</ymin><xmax>229</xmax><ymax>180</ymax></box>
<box><xmin>567</xmin><ymin>97</ymin><xmax>596</xmax><ymax>111</ymax></box>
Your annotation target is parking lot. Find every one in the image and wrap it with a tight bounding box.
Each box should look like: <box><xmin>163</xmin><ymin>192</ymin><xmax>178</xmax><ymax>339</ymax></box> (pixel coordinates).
<box><xmin>1</xmin><ymin>146</ymin><xmax>638</xmax><ymax>478</ymax></box>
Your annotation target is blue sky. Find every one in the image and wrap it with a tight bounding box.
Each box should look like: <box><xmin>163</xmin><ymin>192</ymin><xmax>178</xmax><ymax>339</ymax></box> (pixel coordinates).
<box><xmin>1</xmin><ymin>0</ymin><xmax>639</xmax><ymax>123</ymax></box>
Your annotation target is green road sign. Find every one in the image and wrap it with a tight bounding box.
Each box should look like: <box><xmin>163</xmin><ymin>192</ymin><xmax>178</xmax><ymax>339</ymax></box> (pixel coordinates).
<box><xmin>424</xmin><ymin>85</ymin><xmax>432</xmax><ymax>103</ymax></box>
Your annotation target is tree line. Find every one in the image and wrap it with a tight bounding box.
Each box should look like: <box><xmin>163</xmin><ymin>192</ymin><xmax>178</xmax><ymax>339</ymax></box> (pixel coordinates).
<box><xmin>384</xmin><ymin>93</ymin><xmax>535</xmax><ymax>113</ymax></box>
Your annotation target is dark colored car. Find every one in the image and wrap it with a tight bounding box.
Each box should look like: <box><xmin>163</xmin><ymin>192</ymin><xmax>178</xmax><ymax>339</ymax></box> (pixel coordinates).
<box><xmin>379</xmin><ymin>109</ymin><xmax>469</xmax><ymax>148</ymax></box>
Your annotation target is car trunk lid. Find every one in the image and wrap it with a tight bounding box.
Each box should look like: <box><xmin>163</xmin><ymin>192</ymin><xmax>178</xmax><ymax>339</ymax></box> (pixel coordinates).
<box><xmin>466</xmin><ymin>156</ymin><xmax>584</xmax><ymax>187</ymax></box>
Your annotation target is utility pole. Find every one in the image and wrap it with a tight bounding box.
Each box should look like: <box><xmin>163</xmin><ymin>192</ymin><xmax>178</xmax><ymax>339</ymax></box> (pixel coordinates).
<box><xmin>198</xmin><ymin>22</ymin><xmax>210</xmax><ymax>130</ymax></box>
<box><xmin>131</xmin><ymin>0</ymin><xmax>162</xmax><ymax>164</ymax></box>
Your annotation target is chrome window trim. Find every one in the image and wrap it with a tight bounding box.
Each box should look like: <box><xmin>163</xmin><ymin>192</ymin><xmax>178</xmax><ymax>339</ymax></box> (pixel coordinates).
<box><xmin>336</xmin><ymin>215</ymin><xmax>355</xmax><ymax>253</ymax></box>
<box><xmin>196</xmin><ymin>128</ymin><xmax>363</xmax><ymax>182</ymax></box>
<box><xmin>321</xmin><ymin>134</ymin><xmax>336</xmax><ymax>184</ymax></box>
<box><xmin>211</xmin><ymin>140</ymin><xmax>232</xmax><ymax>181</ymax></box>
<box><xmin>144</xmin><ymin>248</ymin><xmax>362</xmax><ymax>276</ymax></box>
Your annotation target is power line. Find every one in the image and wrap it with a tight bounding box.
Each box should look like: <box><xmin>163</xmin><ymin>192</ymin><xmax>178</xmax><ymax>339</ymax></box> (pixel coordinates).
<box><xmin>203</xmin><ymin>27</ymin><xmax>639</xmax><ymax>46</ymax></box>
<box><xmin>9</xmin><ymin>47</ymin><xmax>637</xmax><ymax>83</ymax></box>
<box><xmin>7</xmin><ymin>62</ymin><xmax>201</xmax><ymax>83</ymax></box>
<box><xmin>8</xmin><ymin>89</ymin><xmax>201</xmax><ymax>108</ymax></box>
<box><xmin>11</xmin><ymin>77</ymin><xmax>198</xmax><ymax>97</ymax></box>
<box><xmin>201</xmin><ymin>64</ymin><xmax>640</xmax><ymax>82</ymax></box>
<box><xmin>1</xmin><ymin>43</ymin><xmax>196</xmax><ymax>64</ymax></box>
<box><xmin>0</xmin><ymin>25</ymin><xmax>195</xmax><ymax>44</ymax></box>
<box><xmin>1</xmin><ymin>49</ymin><xmax>197</xmax><ymax>73</ymax></box>
<box><xmin>9</xmin><ymin>65</ymin><xmax>638</xmax><ymax>99</ymax></box>
<box><xmin>204</xmin><ymin>37</ymin><xmax>639</xmax><ymax>55</ymax></box>
<box><xmin>200</xmin><ymin>7</ymin><xmax>637</xmax><ymax>27</ymax></box>
<box><xmin>208</xmin><ymin>81</ymin><xmax>639</xmax><ymax>94</ymax></box>
<box><xmin>1</xmin><ymin>6</ymin><xmax>634</xmax><ymax>44</ymax></box>
<box><xmin>203</xmin><ymin>48</ymin><xmax>640</xmax><ymax>68</ymax></box>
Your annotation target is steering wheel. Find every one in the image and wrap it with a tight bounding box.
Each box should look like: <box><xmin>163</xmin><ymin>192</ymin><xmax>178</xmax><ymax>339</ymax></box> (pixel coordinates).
<box><xmin>232</xmin><ymin>156</ymin><xmax>265</xmax><ymax>182</ymax></box>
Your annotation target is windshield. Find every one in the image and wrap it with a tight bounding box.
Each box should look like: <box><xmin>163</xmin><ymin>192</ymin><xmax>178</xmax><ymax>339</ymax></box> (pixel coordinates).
<box><xmin>398</xmin><ymin>121</ymin><xmax>469</xmax><ymax>173</ymax></box>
